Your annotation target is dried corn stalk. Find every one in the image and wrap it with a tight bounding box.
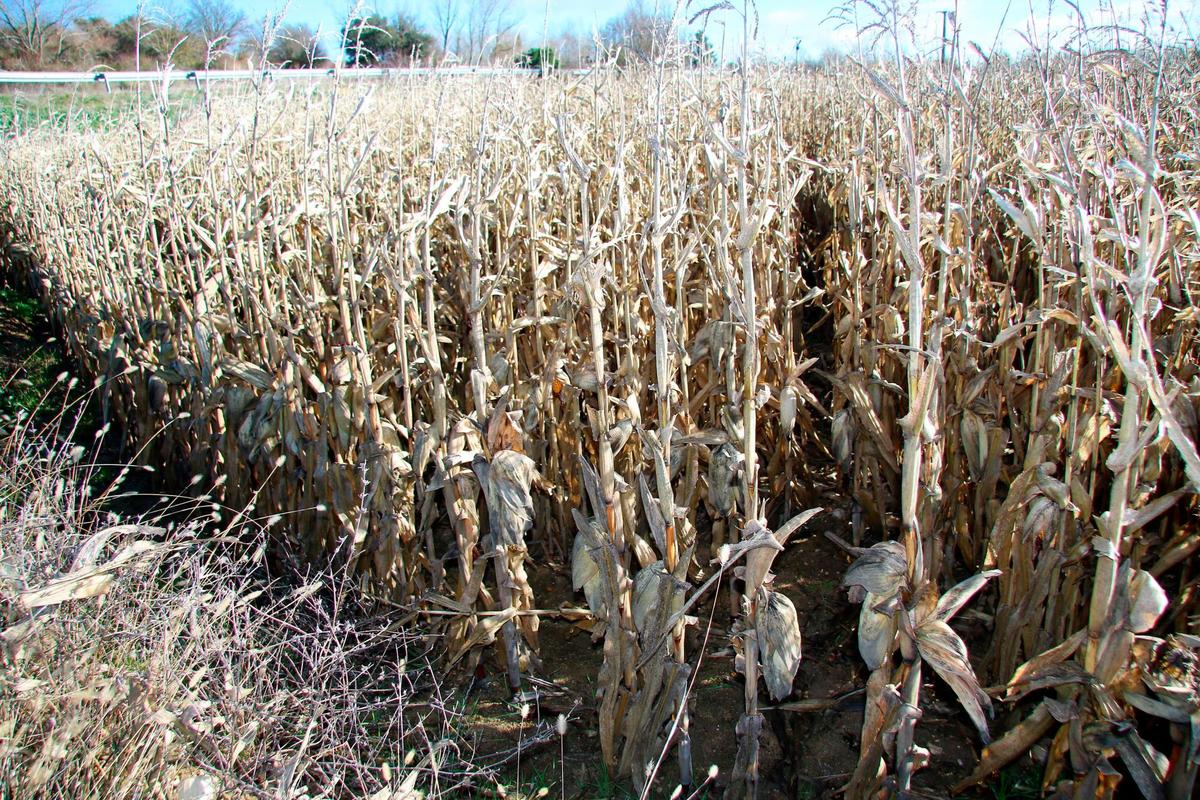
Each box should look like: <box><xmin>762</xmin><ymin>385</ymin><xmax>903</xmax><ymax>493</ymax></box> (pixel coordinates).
<box><xmin>2</xmin><ymin>30</ymin><xmax>1198</xmax><ymax>797</ymax></box>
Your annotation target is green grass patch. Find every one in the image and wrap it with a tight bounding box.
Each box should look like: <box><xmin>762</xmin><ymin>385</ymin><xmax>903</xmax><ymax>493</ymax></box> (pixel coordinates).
<box><xmin>0</xmin><ymin>347</ymin><xmax>60</xmax><ymax>422</ymax></box>
<box><xmin>578</xmin><ymin>762</ymin><xmax>631</xmax><ymax>800</ymax></box>
<box><xmin>0</xmin><ymin>286</ymin><xmax>40</xmax><ymax>322</ymax></box>
<box><xmin>0</xmin><ymin>89</ymin><xmax>197</xmax><ymax>136</ymax></box>
<box><xmin>0</xmin><ymin>285</ymin><xmax>96</xmax><ymax>436</ymax></box>
<box><xmin>987</xmin><ymin>764</ymin><xmax>1042</xmax><ymax>800</ymax></box>
<box><xmin>572</xmin><ymin>762</ymin><xmax>713</xmax><ymax>800</ymax></box>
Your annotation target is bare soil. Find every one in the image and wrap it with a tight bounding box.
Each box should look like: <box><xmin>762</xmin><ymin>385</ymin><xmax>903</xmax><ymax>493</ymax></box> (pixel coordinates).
<box><xmin>452</xmin><ymin>513</ymin><xmax>991</xmax><ymax>799</ymax></box>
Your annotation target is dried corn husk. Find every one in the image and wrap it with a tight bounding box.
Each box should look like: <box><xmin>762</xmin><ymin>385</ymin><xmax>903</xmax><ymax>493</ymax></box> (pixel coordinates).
<box><xmin>841</xmin><ymin>540</ymin><xmax>907</xmax><ymax>603</ymax></box>
<box><xmin>858</xmin><ymin>591</ymin><xmax>897</xmax><ymax>670</ymax></box>
<box><xmin>780</xmin><ymin>385</ymin><xmax>798</xmax><ymax>436</ymax></box>
<box><xmin>960</xmin><ymin>408</ymin><xmax>988</xmax><ymax>481</ymax></box>
<box><xmin>1127</xmin><ymin>570</ymin><xmax>1168</xmax><ymax>634</ymax></box>
<box><xmin>572</xmin><ymin>525</ymin><xmax>603</xmax><ymax>616</ymax></box>
<box><xmin>633</xmin><ymin>560</ymin><xmax>668</xmax><ymax>631</ymax></box>
<box><xmin>755</xmin><ymin>589</ymin><xmax>802</xmax><ymax>701</ymax></box>
<box><xmin>483</xmin><ymin>450</ymin><xmax>538</xmax><ymax>547</ymax></box>
<box><xmin>831</xmin><ymin>408</ymin><xmax>854</xmax><ymax>475</ymax></box>
<box><xmin>915</xmin><ymin>618</ymin><xmax>993</xmax><ymax>742</ymax></box>
<box><xmin>708</xmin><ymin>442</ymin><xmax>742</xmax><ymax>517</ymax></box>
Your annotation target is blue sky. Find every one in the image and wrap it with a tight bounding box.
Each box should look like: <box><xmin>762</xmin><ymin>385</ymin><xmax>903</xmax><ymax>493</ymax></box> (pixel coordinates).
<box><xmin>90</xmin><ymin>1</ymin><xmax>1198</xmax><ymax>61</ymax></box>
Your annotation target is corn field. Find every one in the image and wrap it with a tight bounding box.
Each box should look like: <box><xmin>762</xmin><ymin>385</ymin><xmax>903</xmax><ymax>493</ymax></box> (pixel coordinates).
<box><xmin>1</xmin><ymin>25</ymin><xmax>1199</xmax><ymax>800</ymax></box>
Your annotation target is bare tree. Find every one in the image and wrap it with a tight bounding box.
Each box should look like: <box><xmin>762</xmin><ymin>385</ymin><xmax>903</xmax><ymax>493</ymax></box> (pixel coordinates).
<box><xmin>552</xmin><ymin>26</ymin><xmax>594</xmax><ymax>68</ymax></box>
<box><xmin>236</xmin><ymin>9</ymin><xmax>313</xmax><ymax>68</ymax></box>
<box><xmin>125</xmin><ymin>11</ymin><xmax>204</xmax><ymax>70</ymax></box>
<box><xmin>0</xmin><ymin>0</ymin><xmax>91</xmax><ymax>67</ymax></box>
<box><xmin>599</xmin><ymin>0</ymin><xmax>673</xmax><ymax>64</ymax></box>
<box><xmin>265</xmin><ymin>23</ymin><xmax>324</xmax><ymax>68</ymax></box>
<box><xmin>463</xmin><ymin>0</ymin><xmax>517</xmax><ymax>63</ymax></box>
<box><xmin>180</xmin><ymin>0</ymin><xmax>245</xmax><ymax>54</ymax></box>
<box><xmin>432</xmin><ymin>0</ymin><xmax>459</xmax><ymax>55</ymax></box>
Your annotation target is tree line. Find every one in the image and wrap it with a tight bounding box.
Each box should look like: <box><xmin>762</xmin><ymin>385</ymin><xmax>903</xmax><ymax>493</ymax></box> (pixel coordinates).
<box><xmin>0</xmin><ymin>0</ymin><xmax>718</xmax><ymax>72</ymax></box>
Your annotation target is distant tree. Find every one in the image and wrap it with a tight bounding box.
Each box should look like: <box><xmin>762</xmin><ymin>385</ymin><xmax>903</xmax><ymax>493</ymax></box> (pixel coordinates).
<box><xmin>341</xmin><ymin>14</ymin><xmax>432</xmax><ymax>67</ymax></box>
<box><xmin>67</xmin><ymin>15</ymin><xmax>115</xmax><ymax>65</ymax></box>
<box><xmin>266</xmin><ymin>23</ymin><xmax>323</xmax><ymax>68</ymax></box>
<box><xmin>114</xmin><ymin>13</ymin><xmax>205</xmax><ymax>70</ymax></box>
<box><xmin>232</xmin><ymin>12</ymin><xmax>318</xmax><ymax>68</ymax></box>
<box><xmin>687</xmin><ymin>31</ymin><xmax>715</xmax><ymax>67</ymax></box>
<box><xmin>432</xmin><ymin>0</ymin><xmax>460</xmax><ymax>55</ymax></box>
<box><xmin>462</xmin><ymin>0</ymin><xmax>517</xmax><ymax>63</ymax></box>
<box><xmin>341</xmin><ymin>15</ymin><xmax>385</xmax><ymax>66</ymax></box>
<box><xmin>393</xmin><ymin>15</ymin><xmax>434</xmax><ymax>63</ymax></box>
<box><xmin>108</xmin><ymin>15</ymin><xmax>150</xmax><ymax>65</ymax></box>
<box><xmin>180</xmin><ymin>0</ymin><xmax>246</xmax><ymax>57</ymax></box>
<box><xmin>0</xmin><ymin>0</ymin><xmax>91</xmax><ymax>68</ymax></box>
<box><xmin>600</xmin><ymin>0</ymin><xmax>672</xmax><ymax>64</ymax></box>
<box><xmin>516</xmin><ymin>46</ymin><xmax>558</xmax><ymax>72</ymax></box>
<box><xmin>489</xmin><ymin>28</ymin><xmax>522</xmax><ymax>62</ymax></box>
<box><xmin>551</xmin><ymin>27</ymin><xmax>592</xmax><ymax>68</ymax></box>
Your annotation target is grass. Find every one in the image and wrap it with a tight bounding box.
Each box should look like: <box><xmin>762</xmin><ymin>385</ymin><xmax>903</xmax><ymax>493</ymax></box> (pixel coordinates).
<box><xmin>0</xmin><ymin>286</ymin><xmax>39</xmax><ymax>320</ymax></box>
<box><xmin>796</xmin><ymin>782</ymin><xmax>819</xmax><ymax>800</ymax></box>
<box><xmin>697</xmin><ymin>673</ymin><xmax>738</xmax><ymax>692</ymax></box>
<box><xmin>0</xmin><ymin>346</ymin><xmax>57</xmax><ymax>421</ymax></box>
<box><xmin>0</xmin><ymin>286</ymin><xmax>63</xmax><ymax>423</ymax></box>
<box><xmin>578</xmin><ymin>763</ymin><xmax>634</xmax><ymax>800</ymax></box>
<box><xmin>572</xmin><ymin>762</ymin><xmax>714</xmax><ymax>800</ymax></box>
<box><xmin>0</xmin><ymin>281</ymin><xmax>483</xmax><ymax>796</ymax></box>
<box><xmin>0</xmin><ymin>409</ymin><xmax>477</xmax><ymax>799</ymax></box>
<box><xmin>0</xmin><ymin>284</ymin><xmax>104</xmax><ymax>469</ymax></box>
<box><xmin>0</xmin><ymin>88</ymin><xmax>195</xmax><ymax>135</ymax></box>
<box><xmin>987</xmin><ymin>765</ymin><xmax>1042</xmax><ymax>800</ymax></box>
<box><xmin>492</xmin><ymin>766</ymin><xmax>553</xmax><ymax>799</ymax></box>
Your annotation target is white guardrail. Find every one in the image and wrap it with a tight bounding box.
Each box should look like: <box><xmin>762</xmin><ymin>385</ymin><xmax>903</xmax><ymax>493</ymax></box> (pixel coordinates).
<box><xmin>0</xmin><ymin>66</ymin><xmax>568</xmax><ymax>86</ymax></box>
